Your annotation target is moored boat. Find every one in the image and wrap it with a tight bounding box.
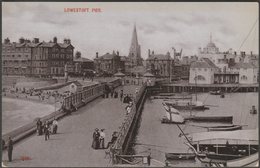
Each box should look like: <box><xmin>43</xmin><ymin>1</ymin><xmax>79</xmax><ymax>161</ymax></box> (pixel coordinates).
<box><xmin>165</xmin><ymin>153</ymin><xmax>196</xmax><ymax>160</ymax></box>
<box><xmin>185</xmin><ymin>116</ymin><xmax>233</xmax><ymax>123</ymax></box>
<box><xmin>188</xmin><ymin>129</ymin><xmax>258</xmax><ymax>161</ymax></box>
<box><xmin>164</xmin><ymin>100</ymin><xmax>208</xmax><ymax>110</ymax></box>
<box><xmin>208</xmin><ymin>125</ymin><xmax>242</xmax><ymax>131</ymax></box>
<box><xmin>209</xmin><ymin>90</ymin><xmax>222</xmax><ymax>95</ymax></box>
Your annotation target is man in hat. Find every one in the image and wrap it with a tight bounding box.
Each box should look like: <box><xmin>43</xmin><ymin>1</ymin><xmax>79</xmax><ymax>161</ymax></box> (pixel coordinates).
<box><xmin>99</xmin><ymin>129</ymin><xmax>106</xmax><ymax>149</ymax></box>
<box><xmin>7</xmin><ymin>137</ymin><xmax>13</xmax><ymax>162</ymax></box>
<box><xmin>92</xmin><ymin>128</ymin><xmax>100</xmax><ymax>149</ymax></box>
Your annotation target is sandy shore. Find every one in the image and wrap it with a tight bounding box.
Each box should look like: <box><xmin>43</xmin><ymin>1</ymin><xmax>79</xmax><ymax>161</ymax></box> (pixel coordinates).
<box><xmin>2</xmin><ymin>98</ymin><xmax>57</xmax><ymax>135</ymax></box>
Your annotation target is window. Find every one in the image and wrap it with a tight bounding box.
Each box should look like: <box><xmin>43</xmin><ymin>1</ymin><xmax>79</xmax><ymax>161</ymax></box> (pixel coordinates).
<box><xmin>195</xmin><ymin>75</ymin><xmax>206</xmax><ymax>81</ymax></box>
<box><xmin>241</xmin><ymin>75</ymin><xmax>247</xmax><ymax>80</ymax></box>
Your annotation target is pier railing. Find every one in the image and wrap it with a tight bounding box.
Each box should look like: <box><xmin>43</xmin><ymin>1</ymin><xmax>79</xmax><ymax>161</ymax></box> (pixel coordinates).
<box><xmin>111</xmin><ymin>83</ymin><xmax>147</xmax><ymax>164</ymax></box>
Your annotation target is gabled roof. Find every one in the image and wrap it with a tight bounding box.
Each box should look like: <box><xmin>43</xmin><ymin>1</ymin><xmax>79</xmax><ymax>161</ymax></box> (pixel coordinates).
<box><xmin>74</xmin><ymin>57</ymin><xmax>93</xmax><ymax>62</ymax></box>
<box><xmin>146</xmin><ymin>54</ymin><xmax>172</xmax><ymax>60</ymax></box>
<box><xmin>231</xmin><ymin>62</ymin><xmax>257</xmax><ymax>69</ymax></box>
<box><xmin>190</xmin><ymin>58</ymin><xmax>218</xmax><ymax>69</ymax></box>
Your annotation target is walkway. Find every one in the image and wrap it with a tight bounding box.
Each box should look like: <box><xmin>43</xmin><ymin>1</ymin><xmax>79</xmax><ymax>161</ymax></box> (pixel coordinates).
<box><xmin>2</xmin><ymin>85</ymin><xmax>140</xmax><ymax>167</ymax></box>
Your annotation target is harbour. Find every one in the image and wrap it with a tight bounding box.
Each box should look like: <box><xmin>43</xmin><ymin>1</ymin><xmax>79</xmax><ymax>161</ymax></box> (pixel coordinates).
<box><xmin>131</xmin><ymin>92</ymin><xmax>258</xmax><ymax>167</ymax></box>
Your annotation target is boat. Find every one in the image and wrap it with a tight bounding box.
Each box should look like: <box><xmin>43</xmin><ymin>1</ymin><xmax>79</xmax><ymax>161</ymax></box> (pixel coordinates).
<box><xmin>185</xmin><ymin>116</ymin><xmax>233</xmax><ymax>123</ymax></box>
<box><xmin>164</xmin><ymin>100</ymin><xmax>208</xmax><ymax>110</ymax></box>
<box><xmin>190</xmin><ymin>124</ymin><xmax>244</xmax><ymax>131</ymax></box>
<box><xmin>208</xmin><ymin>125</ymin><xmax>242</xmax><ymax>131</ymax></box>
<box><xmin>209</xmin><ymin>90</ymin><xmax>222</xmax><ymax>95</ymax></box>
<box><xmin>165</xmin><ymin>153</ymin><xmax>196</xmax><ymax>160</ymax></box>
<box><xmin>187</xmin><ymin>129</ymin><xmax>258</xmax><ymax>161</ymax></box>
<box><xmin>161</xmin><ymin>103</ymin><xmax>185</xmax><ymax>124</ymax></box>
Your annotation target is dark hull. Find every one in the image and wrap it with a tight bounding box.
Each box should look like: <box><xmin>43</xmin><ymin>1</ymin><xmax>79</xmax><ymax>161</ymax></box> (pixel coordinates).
<box><xmin>209</xmin><ymin>91</ymin><xmax>221</xmax><ymax>95</ymax></box>
<box><xmin>208</xmin><ymin>125</ymin><xmax>242</xmax><ymax>131</ymax></box>
<box><xmin>206</xmin><ymin>153</ymin><xmax>244</xmax><ymax>161</ymax></box>
<box><xmin>165</xmin><ymin>153</ymin><xmax>196</xmax><ymax>160</ymax></box>
<box><xmin>185</xmin><ymin>116</ymin><xmax>233</xmax><ymax>123</ymax></box>
<box><xmin>161</xmin><ymin>118</ymin><xmax>185</xmax><ymax>124</ymax></box>
<box><xmin>171</xmin><ymin>105</ymin><xmax>209</xmax><ymax>111</ymax></box>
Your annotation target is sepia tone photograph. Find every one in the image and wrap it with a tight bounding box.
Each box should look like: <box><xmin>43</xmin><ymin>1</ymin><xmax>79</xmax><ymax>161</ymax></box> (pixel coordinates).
<box><xmin>1</xmin><ymin>1</ymin><xmax>259</xmax><ymax>167</ymax></box>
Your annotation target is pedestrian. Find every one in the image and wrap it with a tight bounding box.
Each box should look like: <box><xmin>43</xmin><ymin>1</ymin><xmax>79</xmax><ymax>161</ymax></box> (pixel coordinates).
<box><xmin>92</xmin><ymin>128</ymin><xmax>100</xmax><ymax>149</ymax></box>
<box><xmin>44</xmin><ymin>122</ymin><xmax>50</xmax><ymax>141</ymax></box>
<box><xmin>120</xmin><ymin>90</ymin><xmax>124</xmax><ymax>101</ymax></box>
<box><xmin>36</xmin><ymin>119</ymin><xmax>42</xmax><ymax>135</ymax></box>
<box><xmin>52</xmin><ymin>118</ymin><xmax>58</xmax><ymax>134</ymax></box>
<box><xmin>2</xmin><ymin>139</ymin><xmax>5</xmax><ymax>156</ymax></box>
<box><xmin>99</xmin><ymin>129</ymin><xmax>105</xmax><ymax>149</ymax></box>
<box><xmin>7</xmin><ymin>137</ymin><xmax>13</xmax><ymax>162</ymax></box>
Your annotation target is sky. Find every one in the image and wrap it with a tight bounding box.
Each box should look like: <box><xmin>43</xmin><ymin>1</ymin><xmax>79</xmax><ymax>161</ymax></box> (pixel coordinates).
<box><xmin>2</xmin><ymin>2</ymin><xmax>259</xmax><ymax>60</ymax></box>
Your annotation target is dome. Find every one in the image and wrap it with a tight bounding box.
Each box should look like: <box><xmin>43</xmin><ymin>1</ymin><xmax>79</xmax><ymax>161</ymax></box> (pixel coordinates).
<box><xmin>207</xmin><ymin>42</ymin><xmax>217</xmax><ymax>48</ymax></box>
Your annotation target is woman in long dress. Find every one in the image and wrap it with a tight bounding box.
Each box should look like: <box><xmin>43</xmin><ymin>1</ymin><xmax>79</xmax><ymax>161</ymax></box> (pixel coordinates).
<box><xmin>92</xmin><ymin>128</ymin><xmax>100</xmax><ymax>149</ymax></box>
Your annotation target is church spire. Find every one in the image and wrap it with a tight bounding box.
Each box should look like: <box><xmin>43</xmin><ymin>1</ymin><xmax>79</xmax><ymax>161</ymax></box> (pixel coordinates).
<box><xmin>128</xmin><ymin>24</ymin><xmax>142</xmax><ymax>66</ymax></box>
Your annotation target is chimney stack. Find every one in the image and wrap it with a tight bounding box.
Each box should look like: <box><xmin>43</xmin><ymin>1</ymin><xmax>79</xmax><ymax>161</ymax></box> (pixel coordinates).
<box><xmin>53</xmin><ymin>37</ymin><xmax>57</xmax><ymax>43</ymax></box>
<box><xmin>96</xmin><ymin>52</ymin><xmax>98</xmax><ymax>58</ymax></box>
<box><xmin>19</xmin><ymin>37</ymin><xmax>25</xmax><ymax>44</ymax></box>
<box><xmin>234</xmin><ymin>51</ymin><xmax>237</xmax><ymax>56</ymax></box>
<box><xmin>33</xmin><ymin>38</ymin><xmax>39</xmax><ymax>43</ymax></box>
<box><xmin>148</xmin><ymin>49</ymin><xmax>151</xmax><ymax>57</ymax></box>
<box><xmin>64</xmin><ymin>38</ymin><xmax>67</xmax><ymax>44</ymax></box>
<box><xmin>67</xmin><ymin>39</ymin><xmax>71</xmax><ymax>44</ymax></box>
<box><xmin>4</xmin><ymin>38</ymin><xmax>10</xmax><ymax>44</ymax></box>
<box><xmin>152</xmin><ymin>50</ymin><xmax>154</xmax><ymax>55</ymax></box>
<box><xmin>250</xmin><ymin>51</ymin><xmax>253</xmax><ymax>56</ymax></box>
<box><xmin>117</xmin><ymin>51</ymin><xmax>119</xmax><ymax>56</ymax></box>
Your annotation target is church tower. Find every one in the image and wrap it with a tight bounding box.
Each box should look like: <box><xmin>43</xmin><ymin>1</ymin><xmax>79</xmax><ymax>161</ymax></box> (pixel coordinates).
<box><xmin>128</xmin><ymin>24</ymin><xmax>143</xmax><ymax>66</ymax></box>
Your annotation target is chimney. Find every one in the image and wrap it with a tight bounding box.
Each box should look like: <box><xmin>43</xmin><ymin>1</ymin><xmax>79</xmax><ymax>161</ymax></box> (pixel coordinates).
<box><xmin>148</xmin><ymin>49</ymin><xmax>151</xmax><ymax>57</ymax></box>
<box><xmin>251</xmin><ymin>51</ymin><xmax>253</xmax><ymax>56</ymax></box>
<box><xmin>53</xmin><ymin>37</ymin><xmax>57</xmax><ymax>43</ymax></box>
<box><xmin>234</xmin><ymin>51</ymin><xmax>237</xmax><ymax>56</ymax></box>
<box><xmin>113</xmin><ymin>50</ymin><xmax>115</xmax><ymax>55</ymax></box>
<box><xmin>67</xmin><ymin>39</ymin><xmax>71</xmax><ymax>44</ymax></box>
<box><xmin>96</xmin><ymin>52</ymin><xmax>98</xmax><ymax>58</ymax></box>
<box><xmin>34</xmin><ymin>38</ymin><xmax>39</xmax><ymax>43</ymax></box>
<box><xmin>4</xmin><ymin>38</ymin><xmax>10</xmax><ymax>44</ymax></box>
<box><xmin>19</xmin><ymin>37</ymin><xmax>25</xmax><ymax>44</ymax></box>
<box><xmin>64</xmin><ymin>38</ymin><xmax>67</xmax><ymax>44</ymax></box>
<box><xmin>117</xmin><ymin>51</ymin><xmax>119</xmax><ymax>56</ymax></box>
<box><xmin>152</xmin><ymin>50</ymin><xmax>154</xmax><ymax>55</ymax></box>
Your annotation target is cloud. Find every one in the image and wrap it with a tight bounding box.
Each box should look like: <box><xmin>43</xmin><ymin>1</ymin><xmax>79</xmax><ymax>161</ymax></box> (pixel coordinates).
<box><xmin>2</xmin><ymin>2</ymin><xmax>259</xmax><ymax>60</ymax></box>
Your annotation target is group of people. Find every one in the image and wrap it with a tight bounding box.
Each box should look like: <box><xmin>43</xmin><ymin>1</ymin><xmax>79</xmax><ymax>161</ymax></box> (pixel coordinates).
<box><xmin>92</xmin><ymin>128</ymin><xmax>118</xmax><ymax>150</ymax></box>
<box><xmin>36</xmin><ymin>118</ymin><xmax>58</xmax><ymax>141</ymax></box>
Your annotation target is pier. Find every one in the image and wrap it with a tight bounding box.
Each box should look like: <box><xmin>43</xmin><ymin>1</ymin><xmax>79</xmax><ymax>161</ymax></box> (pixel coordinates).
<box><xmin>158</xmin><ymin>82</ymin><xmax>258</xmax><ymax>93</ymax></box>
<box><xmin>2</xmin><ymin>78</ymin><xmax>147</xmax><ymax>167</ymax></box>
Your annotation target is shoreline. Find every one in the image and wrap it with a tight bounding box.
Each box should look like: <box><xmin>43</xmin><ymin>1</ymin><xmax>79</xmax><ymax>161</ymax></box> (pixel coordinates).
<box><xmin>2</xmin><ymin>97</ymin><xmax>60</xmax><ymax>135</ymax></box>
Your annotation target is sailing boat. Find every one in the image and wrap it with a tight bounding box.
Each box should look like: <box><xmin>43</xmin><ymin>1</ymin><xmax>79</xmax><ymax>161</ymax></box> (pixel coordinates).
<box><xmin>161</xmin><ymin>102</ymin><xmax>185</xmax><ymax>124</ymax></box>
<box><xmin>163</xmin><ymin>71</ymin><xmax>208</xmax><ymax>111</ymax></box>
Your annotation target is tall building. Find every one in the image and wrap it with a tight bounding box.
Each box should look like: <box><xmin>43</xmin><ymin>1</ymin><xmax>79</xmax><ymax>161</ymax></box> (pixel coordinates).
<box><xmin>2</xmin><ymin>37</ymin><xmax>74</xmax><ymax>77</ymax></box>
<box><xmin>94</xmin><ymin>51</ymin><xmax>125</xmax><ymax>75</ymax></box>
<box><xmin>128</xmin><ymin>24</ymin><xmax>143</xmax><ymax>66</ymax></box>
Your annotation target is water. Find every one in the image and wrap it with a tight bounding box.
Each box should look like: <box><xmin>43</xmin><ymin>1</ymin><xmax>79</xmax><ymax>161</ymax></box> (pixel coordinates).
<box><xmin>2</xmin><ymin>98</ymin><xmax>55</xmax><ymax>134</ymax></box>
<box><xmin>133</xmin><ymin>93</ymin><xmax>258</xmax><ymax>167</ymax></box>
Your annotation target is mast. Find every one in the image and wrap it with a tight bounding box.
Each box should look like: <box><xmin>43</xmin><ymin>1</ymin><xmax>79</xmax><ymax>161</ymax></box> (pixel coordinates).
<box><xmin>195</xmin><ymin>70</ymin><xmax>197</xmax><ymax>102</ymax></box>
